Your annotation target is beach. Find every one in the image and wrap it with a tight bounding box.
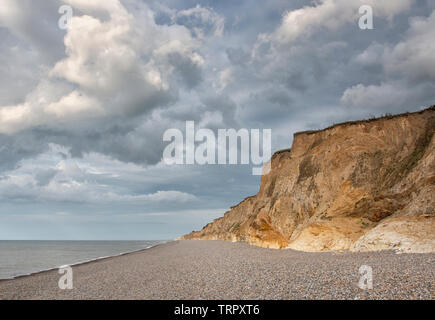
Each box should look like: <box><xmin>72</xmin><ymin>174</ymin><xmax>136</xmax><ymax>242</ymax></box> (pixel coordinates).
<box><xmin>0</xmin><ymin>240</ymin><xmax>433</xmax><ymax>300</ymax></box>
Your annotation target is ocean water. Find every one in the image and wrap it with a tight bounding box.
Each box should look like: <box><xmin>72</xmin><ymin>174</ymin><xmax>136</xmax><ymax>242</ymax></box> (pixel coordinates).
<box><xmin>0</xmin><ymin>240</ymin><xmax>166</xmax><ymax>279</ymax></box>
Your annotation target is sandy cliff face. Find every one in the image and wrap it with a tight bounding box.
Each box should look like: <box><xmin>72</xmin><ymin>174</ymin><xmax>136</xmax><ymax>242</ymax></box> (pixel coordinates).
<box><xmin>181</xmin><ymin>106</ymin><xmax>435</xmax><ymax>253</ymax></box>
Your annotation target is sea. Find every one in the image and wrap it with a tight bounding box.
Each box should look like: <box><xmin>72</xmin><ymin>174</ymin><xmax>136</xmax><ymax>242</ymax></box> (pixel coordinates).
<box><xmin>0</xmin><ymin>240</ymin><xmax>166</xmax><ymax>279</ymax></box>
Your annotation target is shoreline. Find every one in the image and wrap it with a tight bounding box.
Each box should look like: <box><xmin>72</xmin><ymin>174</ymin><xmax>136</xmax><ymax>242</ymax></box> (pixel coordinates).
<box><xmin>0</xmin><ymin>240</ymin><xmax>172</xmax><ymax>282</ymax></box>
<box><xmin>0</xmin><ymin>239</ymin><xmax>430</xmax><ymax>282</ymax></box>
<box><xmin>0</xmin><ymin>240</ymin><xmax>433</xmax><ymax>299</ymax></box>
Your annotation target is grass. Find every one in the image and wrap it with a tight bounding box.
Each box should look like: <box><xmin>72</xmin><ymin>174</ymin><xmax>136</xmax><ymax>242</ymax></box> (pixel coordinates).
<box><xmin>354</xmin><ymin>197</ymin><xmax>367</xmax><ymax>209</ymax></box>
<box><xmin>361</xmin><ymin>220</ymin><xmax>370</xmax><ymax>228</ymax></box>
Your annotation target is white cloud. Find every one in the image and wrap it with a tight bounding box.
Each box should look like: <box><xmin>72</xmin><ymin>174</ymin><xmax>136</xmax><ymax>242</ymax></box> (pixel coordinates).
<box><xmin>354</xmin><ymin>42</ymin><xmax>385</xmax><ymax>66</ymax></box>
<box><xmin>365</xmin><ymin>0</ymin><xmax>414</xmax><ymax>21</ymax></box>
<box><xmin>355</xmin><ymin>10</ymin><xmax>435</xmax><ymax>83</ymax></box>
<box><xmin>0</xmin><ymin>143</ymin><xmax>200</xmax><ymax>204</ymax></box>
<box><xmin>384</xmin><ymin>11</ymin><xmax>435</xmax><ymax>83</ymax></box>
<box><xmin>258</xmin><ymin>0</ymin><xmax>413</xmax><ymax>46</ymax></box>
<box><xmin>137</xmin><ymin>190</ymin><xmax>197</xmax><ymax>202</ymax></box>
<box><xmin>341</xmin><ymin>82</ymin><xmax>410</xmax><ymax>109</ymax></box>
<box><xmin>218</xmin><ymin>67</ymin><xmax>233</xmax><ymax>90</ymax></box>
<box><xmin>343</xmin><ymin>10</ymin><xmax>435</xmax><ymax>109</ymax></box>
<box><xmin>0</xmin><ymin>0</ymin><xmax>204</xmax><ymax>134</ymax></box>
<box><xmin>0</xmin><ymin>103</ymin><xmax>32</xmax><ymax>133</ymax></box>
<box><xmin>173</xmin><ymin>5</ymin><xmax>225</xmax><ymax>38</ymax></box>
<box><xmin>44</xmin><ymin>90</ymin><xmax>103</xmax><ymax>117</ymax></box>
<box><xmin>0</xmin><ymin>159</ymin><xmax>198</xmax><ymax>204</ymax></box>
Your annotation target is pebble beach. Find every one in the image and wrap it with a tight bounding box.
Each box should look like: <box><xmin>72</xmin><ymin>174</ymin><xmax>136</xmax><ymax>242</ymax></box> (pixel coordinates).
<box><xmin>0</xmin><ymin>240</ymin><xmax>433</xmax><ymax>300</ymax></box>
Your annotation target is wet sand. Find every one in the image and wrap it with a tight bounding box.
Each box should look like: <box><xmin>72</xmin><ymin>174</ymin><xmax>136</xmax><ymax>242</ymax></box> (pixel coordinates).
<box><xmin>0</xmin><ymin>240</ymin><xmax>433</xmax><ymax>299</ymax></box>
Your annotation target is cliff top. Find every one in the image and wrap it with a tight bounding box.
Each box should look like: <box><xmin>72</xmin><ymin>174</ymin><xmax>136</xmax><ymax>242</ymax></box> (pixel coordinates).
<box><xmin>293</xmin><ymin>105</ymin><xmax>435</xmax><ymax>138</ymax></box>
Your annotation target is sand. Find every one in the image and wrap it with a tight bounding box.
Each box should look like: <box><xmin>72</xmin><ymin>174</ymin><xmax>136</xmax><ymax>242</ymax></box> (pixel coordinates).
<box><xmin>0</xmin><ymin>240</ymin><xmax>433</xmax><ymax>300</ymax></box>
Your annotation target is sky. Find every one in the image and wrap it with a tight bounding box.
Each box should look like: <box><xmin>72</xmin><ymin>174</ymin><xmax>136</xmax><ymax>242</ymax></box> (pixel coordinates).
<box><xmin>0</xmin><ymin>0</ymin><xmax>434</xmax><ymax>240</ymax></box>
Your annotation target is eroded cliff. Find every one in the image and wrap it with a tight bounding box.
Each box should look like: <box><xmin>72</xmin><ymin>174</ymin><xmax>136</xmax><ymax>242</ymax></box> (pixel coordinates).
<box><xmin>181</xmin><ymin>106</ymin><xmax>435</xmax><ymax>253</ymax></box>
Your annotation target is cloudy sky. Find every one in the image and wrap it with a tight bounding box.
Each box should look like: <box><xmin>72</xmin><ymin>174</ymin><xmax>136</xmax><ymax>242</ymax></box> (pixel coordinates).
<box><xmin>0</xmin><ymin>0</ymin><xmax>434</xmax><ymax>240</ymax></box>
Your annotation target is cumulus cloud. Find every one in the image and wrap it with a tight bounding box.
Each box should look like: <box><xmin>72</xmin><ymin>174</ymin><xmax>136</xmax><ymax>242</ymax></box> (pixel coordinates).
<box><xmin>342</xmin><ymin>10</ymin><xmax>435</xmax><ymax>109</ymax></box>
<box><xmin>0</xmin><ymin>0</ymin><xmax>205</xmax><ymax>135</ymax></box>
<box><xmin>0</xmin><ymin>0</ymin><xmax>65</xmax><ymax>62</ymax></box>
<box><xmin>341</xmin><ymin>82</ymin><xmax>411</xmax><ymax>110</ymax></box>
<box><xmin>174</xmin><ymin>4</ymin><xmax>225</xmax><ymax>38</ymax></box>
<box><xmin>0</xmin><ymin>0</ymin><xmax>228</xmax><ymax>174</ymax></box>
<box><xmin>256</xmin><ymin>0</ymin><xmax>413</xmax><ymax>47</ymax></box>
<box><xmin>0</xmin><ymin>157</ymin><xmax>198</xmax><ymax>204</ymax></box>
<box><xmin>354</xmin><ymin>10</ymin><xmax>435</xmax><ymax>83</ymax></box>
<box><xmin>383</xmin><ymin>11</ymin><xmax>435</xmax><ymax>83</ymax></box>
<box><xmin>219</xmin><ymin>67</ymin><xmax>233</xmax><ymax>90</ymax></box>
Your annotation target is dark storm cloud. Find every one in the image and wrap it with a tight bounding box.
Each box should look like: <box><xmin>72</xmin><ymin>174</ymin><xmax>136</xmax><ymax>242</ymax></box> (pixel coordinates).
<box><xmin>2</xmin><ymin>0</ymin><xmax>434</xmax><ymax>171</ymax></box>
<box><xmin>168</xmin><ymin>52</ymin><xmax>204</xmax><ymax>89</ymax></box>
<box><xmin>0</xmin><ymin>132</ymin><xmax>50</xmax><ymax>172</ymax></box>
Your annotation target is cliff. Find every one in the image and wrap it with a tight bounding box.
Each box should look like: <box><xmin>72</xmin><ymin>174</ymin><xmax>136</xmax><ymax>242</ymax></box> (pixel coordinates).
<box><xmin>181</xmin><ymin>106</ymin><xmax>435</xmax><ymax>253</ymax></box>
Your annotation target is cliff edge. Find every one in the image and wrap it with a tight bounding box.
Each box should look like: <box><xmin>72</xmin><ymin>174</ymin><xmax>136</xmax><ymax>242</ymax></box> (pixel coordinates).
<box><xmin>181</xmin><ymin>106</ymin><xmax>435</xmax><ymax>253</ymax></box>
